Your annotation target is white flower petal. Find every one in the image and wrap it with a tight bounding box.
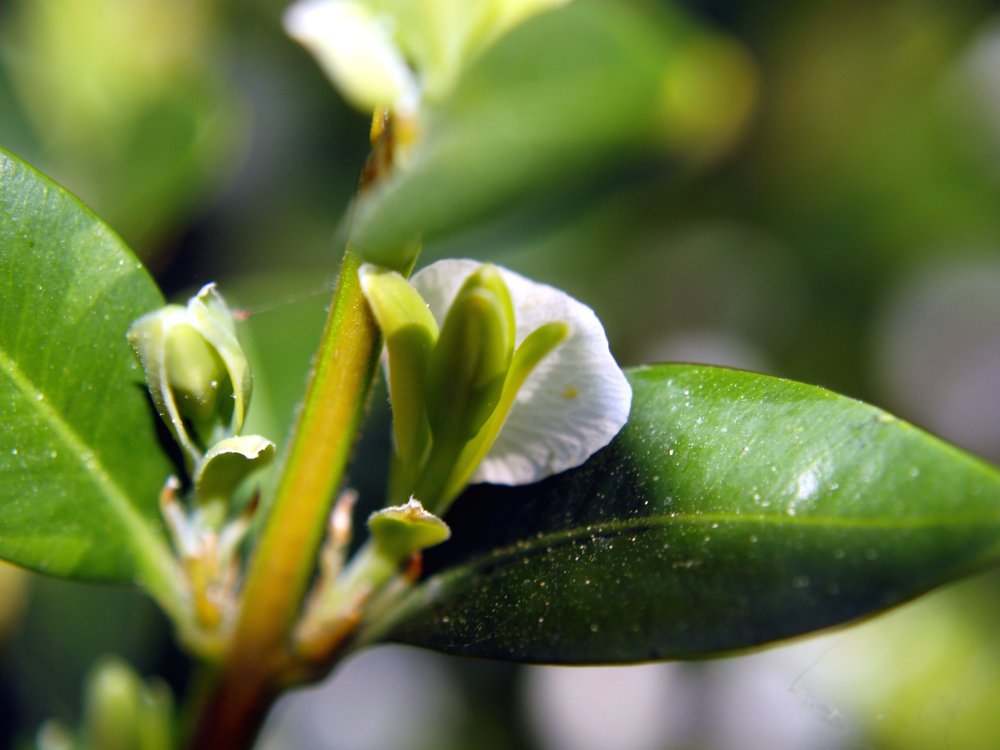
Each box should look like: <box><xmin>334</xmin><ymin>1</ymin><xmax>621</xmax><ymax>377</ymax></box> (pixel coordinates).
<box><xmin>284</xmin><ymin>0</ymin><xmax>417</xmax><ymax>113</ymax></box>
<box><xmin>411</xmin><ymin>259</ymin><xmax>631</xmax><ymax>485</ymax></box>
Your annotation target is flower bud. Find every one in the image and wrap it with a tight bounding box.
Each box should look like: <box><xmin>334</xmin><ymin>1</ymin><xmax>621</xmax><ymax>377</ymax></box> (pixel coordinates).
<box><xmin>82</xmin><ymin>657</ymin><xmax>173</xmax><ymax>750</ymax></box>
<box><xmin>129</xmin><ymin>284</ymin><xmax>252</xmax><ymax>470</ymax></box>
<box><xmin>424</xmin><ymin>264</ymin><xmax>515</xmax><ymax>446</ymax></box>
<box><xmin>82</xmin><ymin>658</ymin><xmax>142</xmax><ymax>750</ymax></box>
<box><xmin>164</xmin><ymin>321</ymin><xmax>231</xmax><ymax>437</ymax></box>
<box><xmin>368</xmin><ymin>498</ymin><xmax>451</xmax><ymax>565</ymax></box>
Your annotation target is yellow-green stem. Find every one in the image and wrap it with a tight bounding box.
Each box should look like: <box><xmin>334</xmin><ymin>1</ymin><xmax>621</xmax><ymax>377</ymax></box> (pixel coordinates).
<box><xmin>186</xmin><ymin>250</ymin><xmax>381</xmax><ymax>749</ymax></box>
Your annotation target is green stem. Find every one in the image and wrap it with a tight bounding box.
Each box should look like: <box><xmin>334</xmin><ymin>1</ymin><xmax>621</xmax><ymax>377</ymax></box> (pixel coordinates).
<box><xmin>185</xmin><ymin>250</ymin><xmax>382</xmax><ymax>749</ymax></box>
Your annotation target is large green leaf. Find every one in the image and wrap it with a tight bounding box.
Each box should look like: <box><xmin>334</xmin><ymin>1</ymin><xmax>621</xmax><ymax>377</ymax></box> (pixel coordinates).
<box><xmin>0</xmin><ymin>147</ymin><xmax>176</xmax><ymax>583</ymax></box>
<box><xmin>380</xmin><ymin>364</ymin><xmax>1000</xmax><ymax>662</ymax></box>
<box><xmin>349</xmin><ymin>0</ymin><xmax>715</xmax><ymax>265</ymax></box>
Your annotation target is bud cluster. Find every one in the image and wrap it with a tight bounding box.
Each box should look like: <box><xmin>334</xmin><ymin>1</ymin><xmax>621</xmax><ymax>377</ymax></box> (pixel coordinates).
<box><xmin>128</xmin><ymin>285</ymin><xmax>274</xmax><ymax>643</ymax></box>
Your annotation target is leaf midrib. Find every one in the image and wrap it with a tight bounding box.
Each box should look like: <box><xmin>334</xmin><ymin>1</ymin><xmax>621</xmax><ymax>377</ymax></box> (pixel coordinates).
<box><xmin>425</xmin><ymin>507</ymin><xmax>1000</xmax><ymax>588</ymax></box>
<box><xmin>0</xmin><ymin>336</ymin><xmax>166</xmax><ymax>574</ymax></box>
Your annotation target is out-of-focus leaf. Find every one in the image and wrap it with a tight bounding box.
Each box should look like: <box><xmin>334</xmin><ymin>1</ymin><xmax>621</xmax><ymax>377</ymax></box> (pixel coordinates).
<box><xmin>379</xmin><ymin>364</ymin><xmax>1000</xmax><ymax>662</ymax></box>
<box><xmin>0</xmin><ymin>147</ymin><xmax>176</xmax><ymax>582</ymax></box>
<box><xmin>4</xmin><ymin>572</ymin><xmax>170</xmax><ymax>733</ymax></box>
<box><xmin>0</xmin><ymin>0</ymin><xmax>241</xmax><ymax>255</ymax></box>
<box><xmin>349</xmin><ymin>0</ymin><xmax>754</xmax><ymax>266</ymax></box>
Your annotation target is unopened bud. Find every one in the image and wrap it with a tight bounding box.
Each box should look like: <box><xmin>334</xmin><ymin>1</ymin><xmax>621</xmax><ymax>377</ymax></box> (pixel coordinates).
<box><xmin>82</xmin><ymin>657</ymin><xmax>173</xmax><ymax>750</ymax></box>
<box><xmin>129</xmin><ymin>284</ymin><xmax>252</xmax><ymax>470</ymax></box>
<box><xmin>424</xmin><ymin>265</ymin><xmax>515</xmax><ymax>445</ymax></box>
<box><xmin>368</xmin><ymin>498</ymin><xmax>451</xmax><ymax>565</ymax></box>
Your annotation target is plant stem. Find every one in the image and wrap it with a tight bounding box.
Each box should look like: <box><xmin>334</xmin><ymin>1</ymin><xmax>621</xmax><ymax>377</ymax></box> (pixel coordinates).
<box><xmin>185</xmin><ymin>250</ymin><xmax>381</xmax><ymax>749</ymax></box>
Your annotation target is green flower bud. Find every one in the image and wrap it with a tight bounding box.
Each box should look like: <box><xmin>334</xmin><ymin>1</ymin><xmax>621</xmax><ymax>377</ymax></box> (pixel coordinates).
<box><xmin>164</xmin><ymin>322</ymin><xmax>232</xmax><ymax>435</ymax></box>
<box><xmin>424</xmin><ymin>264</ymin><xmax>515</xmax><ymax>446</ymax></box>
<box><xmin>368</xmin><ymin>499</ymin><xmax>450</xmax><ymax>565</ymax></box>
<box><xmin>81</xmin><ymin>658</ymin><xmax>142</xmax><ymax>750</ymax></box>
<box><xmin>129</xmin><ymin>284</ymin><xmax>252</xmax><ymax>471</ymax></box>
<box><xmin>82</xmin><ymin>657</ymin><xmax>174</xmax><ymax>750</ymax></box>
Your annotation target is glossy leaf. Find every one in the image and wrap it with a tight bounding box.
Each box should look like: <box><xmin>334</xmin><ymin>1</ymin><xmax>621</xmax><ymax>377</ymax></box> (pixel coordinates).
<box><xmin>380</xmin><ymin>364</ymin><xmax>1000</xmax><ymax>662</ymax></box>
<box><xmin>348</xmin><ymin>0</ymin><xmax>688</xmax><ymax>264</ymax></box>
<box><xmin>0</xmin><ymin>147</ymin><xmax>176</xmax><ymax>582</ymax></box>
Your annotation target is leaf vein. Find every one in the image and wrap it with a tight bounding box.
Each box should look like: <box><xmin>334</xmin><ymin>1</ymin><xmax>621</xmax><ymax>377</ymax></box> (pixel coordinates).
<box><xmin>427</xmin><ymin>509</ymin><xmax>1000</xmax><ymax>586</ymax></box>
<box><xmin>0</xmin><ymin>337</ymin><xmax>167</xmax><ymax>577</ymax></box>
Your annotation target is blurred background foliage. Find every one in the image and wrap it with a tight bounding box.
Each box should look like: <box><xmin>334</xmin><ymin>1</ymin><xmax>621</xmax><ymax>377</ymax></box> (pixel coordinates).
<box><xmin>1</xmin><ymin>0</ymin><xmax>1000</xmax><ymax>747</ymax></box>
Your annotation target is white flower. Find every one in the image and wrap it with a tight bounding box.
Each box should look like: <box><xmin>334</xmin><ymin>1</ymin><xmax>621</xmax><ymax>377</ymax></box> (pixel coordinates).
<box><xmin>410</xmin><ymin>259</ymin><xmax>631</xmax><ymax>486</ymax></box>
<box><xmin>284</xmin><ymin>0</ymin><xmax>418</xmax><ymax>114</ymax></box>
<box><xmin>284</xmin><ymin>0</ymin><xmax>571</xmax><ymax>116</ymax></box>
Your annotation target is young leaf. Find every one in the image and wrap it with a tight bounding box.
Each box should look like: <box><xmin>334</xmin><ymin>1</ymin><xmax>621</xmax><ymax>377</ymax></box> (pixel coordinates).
<box><xmin>377</xmin><ymin>364</ymin><xmax>1000</xmax><ymax>662</ymax></box>
<box><xmin>0</xmin><ymin>147</ymin><xmax>177</xmax><ymax>584</ymax></box>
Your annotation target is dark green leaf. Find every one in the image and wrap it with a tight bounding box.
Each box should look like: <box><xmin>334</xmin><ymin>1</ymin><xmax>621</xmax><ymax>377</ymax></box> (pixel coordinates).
<box><xmin>0</xmin><ymin>147</ymin><xmax>176</xmax><ymax>583</ymax></box>
<box><xmin>350</xmin><ymin>0</ymin><xmax>692</xmax><ymax>265</ymax></box>
<box><xmin>380</xmin><ymin>364</ymin><xmax>1000</xmax><ymax>662</ymax></box>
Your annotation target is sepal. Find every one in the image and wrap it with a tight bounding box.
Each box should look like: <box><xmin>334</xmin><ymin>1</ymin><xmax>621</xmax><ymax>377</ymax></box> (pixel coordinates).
<box><xmin>194</xmin><ymin>435</ymin><xmax>276</xmax><ymax>513</ymax></box>
<box><xmin>368</xmin><ymin>498</ymin><xmax>451</xmax><ymax>564</ymax></box>
<box><xmin>359</xmin><ymin>264</ymin><xmax>438</xmax><ymax>469</ymax></box>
